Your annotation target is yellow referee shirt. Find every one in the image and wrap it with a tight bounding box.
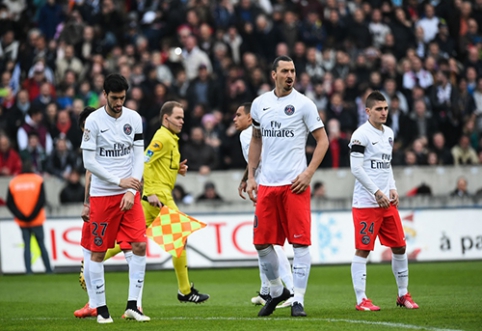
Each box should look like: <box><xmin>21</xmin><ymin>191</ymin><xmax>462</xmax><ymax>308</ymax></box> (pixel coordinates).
<box><xmin>143</xmin><ymin>126</ymin><xmax>180</xmax><ymax>196</ymax></box>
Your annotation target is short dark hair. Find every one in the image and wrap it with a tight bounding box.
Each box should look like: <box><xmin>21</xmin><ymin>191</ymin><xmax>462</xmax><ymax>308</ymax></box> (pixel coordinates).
<box><xmin>103</xmin><ymin>73</ymin><xmax>129</xmax><ymax>95</ymax></box>
<box><xmin>365</xmin><ymin>91</ymin><xmax>386</xmax><ymax>108</ymax></box>
<box><xmin>78</xmin><ymin>106</ymin><xmax>96</xmax><ymax>130</ymax></box>
<box><xmin>160</xmin><ymin>101</ymin><xmax>183</xmax><ymax>123</ymax></box>
<box><xmin>28</xmin><ymin>107</ymin><xmax>42</xmax><ymax>117</ymax></box>
<box><xmin>272</xmin><ymin>55</ymin><xmax>293</xmax><ymax>72</ymax></box>
<box><xmin>241</xmin><ymin>102</ymin><xmax>252</xmax><ymax>115</ymax></box>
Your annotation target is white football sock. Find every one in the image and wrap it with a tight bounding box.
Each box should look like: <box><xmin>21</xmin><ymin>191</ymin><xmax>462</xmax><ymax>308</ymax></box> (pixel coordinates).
<box><xmin>90</xmin><ymin>260</ymin><xmax>106</xmax><ymax>308</ymax></box>
<box><xmin>274</xmin><ymin>245</ymin><xmax>293</xmax><ymax>293</ymax></box>
<box><xmin>257</xmin><ymin>245</ymin><xmax>283</xmax><ymax>297</ymax></box>
<box><xmin>392</xmin><ymin>253</ymin><xmax>408</xmax><ymax>297</ymax></box>
<box><xmin>257</xmin><ymin>258</ymin><xmax>270</xmax><ymax>295</ymax></box>
<box><xmin>351</xmin><ymin>255</ymin><xmax>367</xmax><ymax>305</ymax></box>
<box><xmin>292</xmin><ymin>246</ymin><xmax>311</xmax><ymax>305</ymax></box>
<box><xmin>124</xmin><ymin>250</ymin><xmax>133</xmax><ymax>264</ymax></box>
<box><xmin>82</xmin><ymin>248</ymin><xmax>95</xmax><ymax>308</ymax></box>
<box><xmin>128</xmin><ymin>254</ymin><xmax>146</xmax><ymax>302</ymax></box>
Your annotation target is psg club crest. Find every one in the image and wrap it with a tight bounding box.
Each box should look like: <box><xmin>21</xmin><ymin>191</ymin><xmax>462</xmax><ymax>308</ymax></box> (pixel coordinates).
<box><xmin>124</xmin><ymin>124</ymin><xmax>132</xmax><ymax>135</ymax></box>
<box><xmin>388</xmin><ymin>137</ymin><xmax>393</xmax><ymax>147</ymax></box>
<box><xmin>361</xmin><ymin>235</ymin><xmax>370</xmax><ymax>245</ymax></box>
<box><xmin>284</xmin><ymin>105</ymin><xmax>295</xmax><ymax>116</ymax></box>
<box><xmin>94</xmin><ymin>237</ymin><xmax>103</xmax><ymax>246</ymax></box>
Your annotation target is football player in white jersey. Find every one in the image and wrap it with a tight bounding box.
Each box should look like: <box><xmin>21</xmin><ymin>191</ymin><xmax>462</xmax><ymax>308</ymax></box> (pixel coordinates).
<box><xmin>246</xmin><ymin>56</ymin><xmax>329</xmax><ymax>317</ymax></box>
<box><xmin>349</xmin><ymin>91</ymin><xmax>419</xmax><ymax>311</ymax></box>
<box><xmin>233</xmin><ymin>102</ymin><xmax>294</xmax><ymax>309</ymax></box>
<box><xmin>81</xmin><ymin>74</ymin><xmax>150</xmax><ymax>323</ymax></box>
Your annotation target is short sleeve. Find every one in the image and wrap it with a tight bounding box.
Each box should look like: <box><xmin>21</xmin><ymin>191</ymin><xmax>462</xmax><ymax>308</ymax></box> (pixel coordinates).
<box><xmin>303</xmin><ymin>98</ymin><xmax>324</xmax><ymax>132</ymax></box>
<box><xmin>80</xmin><ymin>116</ymin><xmax>98</xmax><ymax>151</ymax></box>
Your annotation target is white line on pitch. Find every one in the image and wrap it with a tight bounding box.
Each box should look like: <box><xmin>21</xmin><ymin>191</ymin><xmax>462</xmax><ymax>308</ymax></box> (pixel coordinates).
<box><xmin>3</xmin><ymin>316</ymin><xmax>464</xmax><ymax>331</ymax></box>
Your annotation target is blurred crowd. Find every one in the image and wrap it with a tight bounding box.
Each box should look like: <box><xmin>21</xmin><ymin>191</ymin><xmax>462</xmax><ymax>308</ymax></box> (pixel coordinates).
<box><xmin>1</xmin><ymin>0</ymin><xmax>482</xmax><ymax>203</ymax></box>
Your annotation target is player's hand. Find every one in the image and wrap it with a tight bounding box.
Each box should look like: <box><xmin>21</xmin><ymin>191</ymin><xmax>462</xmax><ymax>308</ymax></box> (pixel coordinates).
<box><xmin>290</xmin><ymin>171</ymin><xmax>312</xmax><ymax>194</ymax></box>
<box><xmin>178</xmin><ymin>159</ymin><xmax>188</xmax><ymax>176</ymax></box>
<box><xmin>119</xmin><ymin>177</ymin><xmax>141</xmax><ymax>191</ymax></box>
<box><xmin>246</xmin><ymin>178</ymin><xmax>258</xmax><ymax>203</ymax></box>
<box><xmin>81</xmin><ymin>204</ymin><xmax>90</xmax><ymax>222</ymax></box>
<box><xmin>375</xmin><ymin>190</ymin><xmax>391</xmax><ymax>209</ymax></box>
<box><xmin>238</xmin><ymin>180</ymin><xmax>247</xmax><ymax>199</ymax></box>
<box><xmin>389</xmin><ymin>189</ymin><xmax>399</xmax><ymax>207</ymax></box>
<box><xmin>147</xmin><ymin>194</ymin><xmax>163</xmax><ymax>208</ymax></box>
<box><xmin>120</xmin><ymin>191</ymin><xmax>135</xmax><ymax>211</ymax></box>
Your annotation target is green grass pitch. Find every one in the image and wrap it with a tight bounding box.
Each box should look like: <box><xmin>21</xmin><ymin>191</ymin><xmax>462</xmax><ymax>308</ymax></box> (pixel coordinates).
<box><xmin>0</xmin><ymin>261</ymin><xmax>481</xmax><ymax>331</ymax></box>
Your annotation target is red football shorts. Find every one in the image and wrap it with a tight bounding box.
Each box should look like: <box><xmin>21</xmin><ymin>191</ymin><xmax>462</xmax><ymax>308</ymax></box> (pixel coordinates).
<box><xmin>80</xmin><ymin>220</ymin><xmax>132</xmax><ymax>251</ymax></box>
<box><xmin>352</xmin><ymin>205</ymin><xmax>405</xmax><ymax>251</ymax></box>
<box><xmin>254</xmin><ymin>185</ymin><xmax>311</xmax><ymax>246</ymax></box>
<box><xmin>87</xmin><ymin>192</ymin><xmax>146</xmax><ymax>252</ymax></box>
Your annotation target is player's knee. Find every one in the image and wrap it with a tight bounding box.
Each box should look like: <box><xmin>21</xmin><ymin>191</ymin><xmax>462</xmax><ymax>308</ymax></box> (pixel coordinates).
<box><xmin>355</xmin><ymin>249</ymin><xmax>370</xmax><ymax>258</ymax></box>
<box><xmin>391</xmin><ymin>246</ymin><xmax>406</xmax><ymax>255</ymax></box>
<box><xmin>255</xmin><ymin>244</ymin><xmax>271</xmax><ymax>251</ymax></box>
<box><xmin>91</xmin><ymin>252</ymin><xmax>106</xmax><ymax>262</ymax></box>
<box><xmin>131</xmin><ymin>242</ymin><xmax>147</xmax><ymax>255</ymax></box>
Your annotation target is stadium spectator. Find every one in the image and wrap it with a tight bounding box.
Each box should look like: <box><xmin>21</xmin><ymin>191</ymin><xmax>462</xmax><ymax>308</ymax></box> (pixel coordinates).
<box><xmin>4</xmin><ymin>89</ymin><xmax>29</xmax><ymax>144</ymax></box>
<box><xmin>186</xmin><ymin>64</ymin><xmax>222</xmax><ymax>113</ymax></box>
<box><xmin>181</xmin><ymin>126</ymin><xmax>218</xmax><ymax>175</ymax></box>
<box><xmin>450</xmin><ymin>176</ymin><xmax>470</xmax><ymax>197</ymax></box>
<box><xmin>430</xmin><ymin>132</ymin><xmax>454</xmax><ymax>165</ymax></box>
<box><xmin>369</xmin><ymin>8</ymin><xmax>391</xmax><ymax>49</ymax></box>
<box><xmin>55</xmin><ymin>44</ymin><xmax>84</xmax><ymax>83</ymax></box>
<box><xmin>0</xmin><ymin>29</ymin><xmax>19</xmax><ymax>71</ymax></box>
<box><xmin>19</xmin><ymin>132</ymin><xmax>47</xmax><ymax>174</ymax></box>
<box><xmin>451</xmin><ymin>134</ymin><xmax>479</xmax><ymax>165</ymax></box>
<box><xmin>45</xmin><ymin>135</ymin><xmax>78</xmax><ymax>180</ymax></box>
<box><xmin>402</xmin><ymin>56</ymin><xmax>434</xmax><ymax>90</ymax></box>
<box><xmin>59</xmin><ymin>168</ymin><xmax>85</xmax><ymax>204</ymax></box>
<box><xmin>326</xmin><ymin>92</ymin><xmax>357</xmax><ymax>136</ymax></box>
<box><xmin>389</xmin><ymin>8</ymin><xmax>416</xmax><ymax>60</ymax></box>
<box><xmin>196</xmin><ymin>181</ymin><xmax>223</xmax><ymax>202</ymax></box>
<box><xmin>406</xmin><ymin>99</ymin><xmax>439</xmax><ymax>147</ymax></box>
<box><xmin>17</xmin><ymin>107</ymin><xmax>53</xmax><ymax>155</ymax></box>
<box><xmin>311</xmin><ymin>181</ymin><xmax>326</xmax><ymax>199</ymax></box>
<box><xmin>348</xmin><ymin>8</ymin><xmax>372</xmax><ymax>50</ymax></box>
<box><xmin>38</xmin><ymin>0</ymin><xmax>64</xmax><ymax>41</ymax></box>
<box><xmin>172</xmin><ymin>184</ymin><xmax>194</xmax><ymax>206</ymax></box>
<box><xmin>0</xmin><ymin>133</ymin><xmax>22</xmax><ymax>176</ymax></box>
<box><xmin>320</xmin><ymin>118</ymin><xmax>349</xmax><ymax>168</ymax></box>
<box><xmin>22</xmin><ymin>61</ymin><xmax>56</xmax><ymax>102</ymax></box>
<box><xmin>31</xmin><ymin>81</ymin><xmax>56</xmax><ymax>114</ymax></box>
<box><xmin>416</xmin><ymin>4</ymin><xmax>440</xmax><ymax>44</ymax></box>
<box><xmin>381</xmin><ymin>78</ymin><xmax>409</xmax><ymax>114</ymax></box>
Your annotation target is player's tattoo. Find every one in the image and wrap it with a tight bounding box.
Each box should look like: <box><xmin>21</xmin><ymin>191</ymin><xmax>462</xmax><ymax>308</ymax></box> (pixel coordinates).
<box><xmin>252</xmin><ymin>128</ymin><xmax>261</xmax><ymax>139</ymax></box>
<box><xmin>241</xmin><ymin>168</ymin><xmax>249</xmax><ymax>182</ymax></box>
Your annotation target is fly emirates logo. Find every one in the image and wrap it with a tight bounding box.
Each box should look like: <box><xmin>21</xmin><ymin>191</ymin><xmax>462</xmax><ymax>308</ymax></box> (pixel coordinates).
<box><xmin>261</xmin><ymin>121</ymin><xmax>295</xmax><ymax>138</ymax></box>
<box><xmin>371</xmin><ymin>153</ymin><xmax>391</xmax><ymax>169</ymax></box>
<box><xmin>99</xmin><ymin>143</ymin><xmax>131</xmax><ymax>157</ymax></box>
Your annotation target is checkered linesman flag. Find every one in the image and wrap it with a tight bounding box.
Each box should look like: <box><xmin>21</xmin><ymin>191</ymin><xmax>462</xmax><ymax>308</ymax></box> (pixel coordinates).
<box><xmin>146</xmin><ymin>206</ymin><xmax>206</xmax><ymax>258</ymax></box>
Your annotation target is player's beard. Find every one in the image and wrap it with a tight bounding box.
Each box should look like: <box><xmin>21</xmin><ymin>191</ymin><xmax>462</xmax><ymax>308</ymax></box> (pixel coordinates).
<box><xmin>284</xmin><ymin>79</ymin><xmax>294</xmax><ymax>91</ymax></box>
<box><xmin>107</xmin><ymin>100</ymin><xmax>122</xmax><ymax>114</ymax></box>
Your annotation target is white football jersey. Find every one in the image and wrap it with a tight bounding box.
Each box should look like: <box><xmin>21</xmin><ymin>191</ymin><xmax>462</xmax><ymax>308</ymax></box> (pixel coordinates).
<box><xmin>240</xmin><ymin>126</ymin><xmax>261</xmax><ymax>181</ymax></box>
<box><xmin>81</xmin><ymin>106</ymin><xmax>144</xmax><ymax>196</ymax></box>
<box><xmin>349</xmin><ymin>121</ymin><xmax>396</xmax><ymax>208</ymax></box>
<box><xmin>251</xmin><ymin>89</ymin><xmax>324</xmax><ymax>186</ymax></box>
